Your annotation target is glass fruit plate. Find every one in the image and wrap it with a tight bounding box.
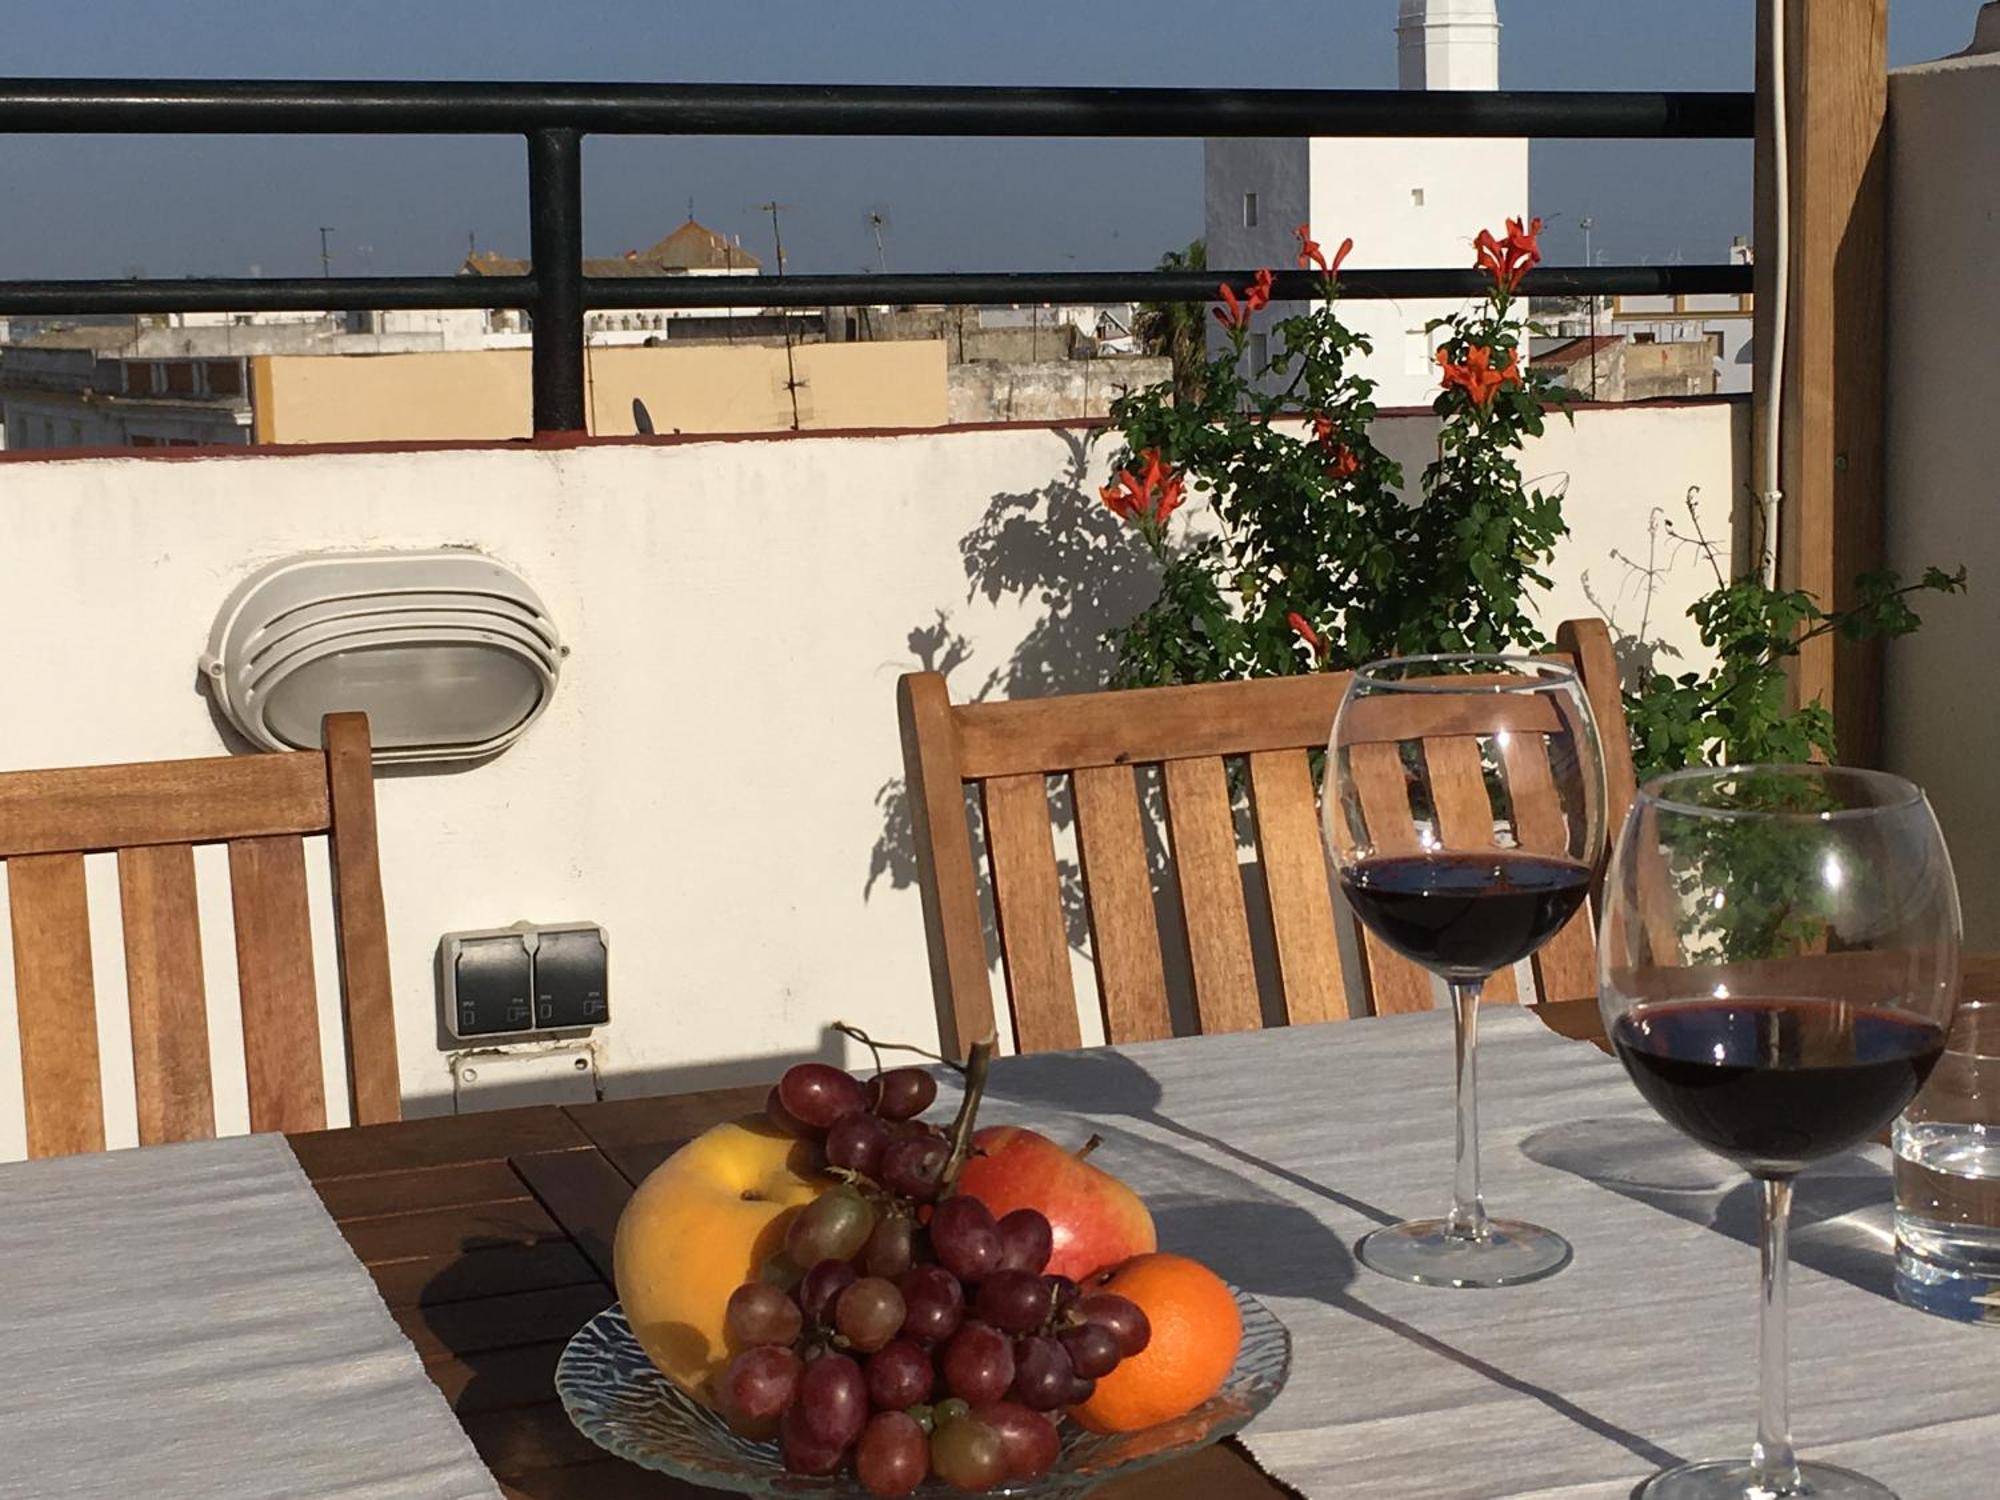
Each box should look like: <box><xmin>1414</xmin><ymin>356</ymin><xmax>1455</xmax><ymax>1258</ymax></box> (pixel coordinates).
<box><xmin>556</xmin><ymin>1286</ymin><xmax>1291</xmax><ymax>1499</ymax></box>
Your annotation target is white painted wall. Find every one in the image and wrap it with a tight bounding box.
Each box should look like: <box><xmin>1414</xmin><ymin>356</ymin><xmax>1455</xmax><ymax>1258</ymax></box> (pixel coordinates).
<box><xmin>1882</xmin><ymin>40</ymin><xmax>2000</xmax><ymax>944</ymax></box>
<box><xmin>0</xmin><ymin>401</ymin><xmax>1742</xmax><ymax>1157</ymax></box>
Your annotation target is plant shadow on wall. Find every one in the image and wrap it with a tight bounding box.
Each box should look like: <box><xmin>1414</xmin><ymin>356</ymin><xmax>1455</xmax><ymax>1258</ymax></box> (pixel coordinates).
<box><xmin>1579</xmin><ymin>491</ymin><xmax>1702</xmax><ymax>692</ymax></box>
<box><xmin>865</xmin><ymin>428</ymin><xmax>1168</xmax><ymax>961</ymax></box>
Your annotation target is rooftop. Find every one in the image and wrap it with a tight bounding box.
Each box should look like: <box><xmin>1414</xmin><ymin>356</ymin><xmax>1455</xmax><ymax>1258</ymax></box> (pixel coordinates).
<box><xmin>461</xmin><ymin>217</ymin><xmax>761</xmax><ymax>279</ymax></box>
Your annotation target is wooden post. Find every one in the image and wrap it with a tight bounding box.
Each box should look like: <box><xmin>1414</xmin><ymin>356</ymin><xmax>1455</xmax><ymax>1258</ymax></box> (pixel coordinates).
<box><xmin>1761</xmin><ymin>0</ymin><xmax>1890</xmax><ymax>762</ymax></box>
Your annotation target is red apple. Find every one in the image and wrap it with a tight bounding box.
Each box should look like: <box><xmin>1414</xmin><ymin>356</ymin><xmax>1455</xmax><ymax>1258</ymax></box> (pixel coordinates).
<box><xmin>952</xmin><ymin>1126</ymin><xmax>1156</xmax><ymax>1281</ymax></box>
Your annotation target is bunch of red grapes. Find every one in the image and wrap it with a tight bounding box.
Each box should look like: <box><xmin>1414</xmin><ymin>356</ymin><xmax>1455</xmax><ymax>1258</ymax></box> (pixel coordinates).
<box><xmin>718</xmin><ymin>1061</ymin><xmax>1152</xmax><ymax>1496</ymax></box>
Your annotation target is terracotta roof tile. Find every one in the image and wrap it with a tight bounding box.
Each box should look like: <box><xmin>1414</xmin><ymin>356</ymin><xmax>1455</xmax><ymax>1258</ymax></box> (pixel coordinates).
<box><xmin>459</xmin><ymin>220</ymin><xmax>760</xmax><ymax>279</ymax></box>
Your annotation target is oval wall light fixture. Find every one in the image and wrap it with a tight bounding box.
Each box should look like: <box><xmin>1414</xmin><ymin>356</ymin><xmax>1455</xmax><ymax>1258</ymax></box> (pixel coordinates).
<box><xmin>202</xmin><ymin>548</ymin><xmax>565</xmax><ymax>763</ymax></box>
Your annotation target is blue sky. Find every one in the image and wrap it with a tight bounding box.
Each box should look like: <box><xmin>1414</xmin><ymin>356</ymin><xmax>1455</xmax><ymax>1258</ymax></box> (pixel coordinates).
<box><xmin>0</xmin><ymin>1</ymin><xmax>1977</xmax><ymax>280</ymax></box>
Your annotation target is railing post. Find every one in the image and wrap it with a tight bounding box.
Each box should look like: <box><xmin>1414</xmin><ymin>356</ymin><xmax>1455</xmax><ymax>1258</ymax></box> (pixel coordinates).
<box><xmin>527</xmin><ymin>126</ymin><xmax>585</xmax><ymax>434</ymax></box>
<box><xmin>1765</xmin><ymin>0</ymin><xmax>1890</xmax><ymax>762</ymax></box>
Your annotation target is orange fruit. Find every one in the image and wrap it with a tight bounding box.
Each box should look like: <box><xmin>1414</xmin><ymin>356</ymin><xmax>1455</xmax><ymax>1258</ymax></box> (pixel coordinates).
<box><xmin>1070</xmin><ymin>1252</ymin><xmax>1242</xmax><ymax>1433</ymax></box>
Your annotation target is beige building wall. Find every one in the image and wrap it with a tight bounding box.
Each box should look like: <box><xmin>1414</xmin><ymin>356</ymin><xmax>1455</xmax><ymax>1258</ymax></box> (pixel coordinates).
<box><xmin>252</xmin><ymin>350</ymin><xmax>531</xmax><ymax>443</ymax></box>
<box><xmin>589</xmin><ymin>340</ymin><xmax>947</xmax><ymax>435</ymax></box>
<box><xmin>251</xmin><ymin>340</ymin><xmax>948</xmax><ymax>445</ymax></box>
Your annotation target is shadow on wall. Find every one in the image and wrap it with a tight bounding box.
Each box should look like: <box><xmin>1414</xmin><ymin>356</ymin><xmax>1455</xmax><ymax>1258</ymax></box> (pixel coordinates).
<box><xmin>865</xmin><ymin>427</ymin><xmax>1157</xmax><ymax>926</ymax></box>
<box><xmin>1577</xmin><ymin>486</ymin><xmax>1740</xmax><ymax>694</ymax></box>
<box><xmin>862</xmin><ymin>431</ymin><xmax>1289</xmax><ymax>1042</ymax></box>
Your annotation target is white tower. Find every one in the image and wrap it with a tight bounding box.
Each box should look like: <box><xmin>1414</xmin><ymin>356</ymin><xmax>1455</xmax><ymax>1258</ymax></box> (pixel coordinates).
<box><xmin>1203</xmin><ymin>0</ymin><xmax>1529</xmax><ymax>408</ymax></box>
<box><xmin>1398</xmin><ymin>0</ymin><xmax>1501</xmax><ymax>90</ymax></box>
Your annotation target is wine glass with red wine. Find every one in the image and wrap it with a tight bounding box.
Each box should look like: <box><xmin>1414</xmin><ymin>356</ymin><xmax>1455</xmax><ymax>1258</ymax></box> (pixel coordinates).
<box><xmin>1325</xmin><ymin>655</ymin><xmax>1605</xmax><ymax>1287</ymax></box>
<box><xmin>1599</xmin><ymin>765</ymin><xmax>1961</xmax><ymax>1500</ymax></box>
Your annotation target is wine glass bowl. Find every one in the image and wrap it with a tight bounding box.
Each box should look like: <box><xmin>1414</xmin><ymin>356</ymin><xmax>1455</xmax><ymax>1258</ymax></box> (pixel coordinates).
<box><xmin>1325</xmin><ymin>654</ymin><xmax>1606</xmax><ymax>1288</ymax></box>
<box><xmin>1598</xmin><ymin>764</ymin><xmax>1961</xmax><ymax>1500</ymax></box>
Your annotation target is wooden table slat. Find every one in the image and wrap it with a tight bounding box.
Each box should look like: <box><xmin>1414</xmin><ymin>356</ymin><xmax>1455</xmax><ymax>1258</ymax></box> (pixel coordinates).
<box><xmin>461</xmin><ymin>1402</ymin><xmax>608</xmax><ymax>1477</ymax></box>
<box><xmin>561</xmin><ymin>1087</ymin><xmax>764</xmax><ymax>1155</ymax></box>
<box><xmin>290</xmin><ymin>1107</ymin><xmax>590</xmax><ymax>1179</ymax></box>
<box><xmin>339</xmin><ymin>1197</ymin><xmax>566</xmax><ymax>1266</ymax></box>
<box><xmin>395</xmin><ymin>1283</ymin><xmax>613</xmax><ymax>1365</ymax></box>
<box><xmin>513</xmin><ymin>1147</ymin><xmax>634</xmax><ymax>1284</ymax></box>
<box><xmin>315</xmin><ymin>1159</ymin><xmax>531</xmax><ymax>1222</ymax></box>
<box><xmin>368</xmin><ymin>1240</ymin><xmax>602</xmax><ymax>1311</ymax></box>
<box><xmin>424</xmin><ymin>1339</ymin><xmax>572</xmax><ymax>1417</ymax></box>
<box><xmin>497</xmin><ymin>1456</ymin><xmax>724</xmax><ymax>1498</ymax></box>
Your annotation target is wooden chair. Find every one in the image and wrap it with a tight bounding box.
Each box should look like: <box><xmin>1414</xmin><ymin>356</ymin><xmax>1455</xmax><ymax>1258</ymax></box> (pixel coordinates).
<box><xmin>0</xmin><ymin>712</ymin><xmax>399</xmax><ymax>1158</ymax></box>
<box><xmin>899</xmin><ymin>619</ymin><xmax>1638</xmax><ymax>1058</ymax></box>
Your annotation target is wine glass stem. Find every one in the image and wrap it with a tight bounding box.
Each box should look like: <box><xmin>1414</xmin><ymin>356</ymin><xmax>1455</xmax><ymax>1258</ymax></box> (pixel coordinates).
<box><xmin>1751</xmin><ymin>1174</ymin><xmax>1800</xmax><ymax>1491</ymax></box>
<box><xmin>1447</xmin><ymin>980</ymin><xmax>1489</xmax><ymax>1240</ymax></box>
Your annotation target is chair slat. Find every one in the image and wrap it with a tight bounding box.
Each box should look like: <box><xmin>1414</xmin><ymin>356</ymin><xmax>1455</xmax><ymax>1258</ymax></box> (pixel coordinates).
<box><xmin>980</xmin><ymin>775</ymin><xmax>1082</xmax><ymax>1054</ymax></box>
<box><xmin>323</xmin><ymin>713</ymin><xmax>400</xmax><ymax>1125</ymax></box>
<box><xmin>1161</xmin><ymin>758</ymin><xmax>1261</xmax><ymax>1035</ymax></box>
<box><xmin>1246</xmin><ymin>750</ymin><xmax>1347</xmax><ymax>1025</ymax></box>
<box><xmin>1556</xmin><ymin>618</ymin><xmax>1639</xmax><ymax>852</ymax></box>
<box><xmin>228</xmin><ymin>835</ymin><xmax>328</xmax><ymax>1134</ymax></box>
<box><xmin>898</xmin><ymin>674</ymin><xmax>998</xmax><ymax>1058</ymax></box>
<box><xmin>0</xmin><ymin>752</ymin><xmax>329</xmax><ymax>858</ymax></box>
<box><xmin>117</xmin><ymin>843</ymin><xmax>215</xmax><ymax>1145</ymax></box>
<box><xmin>954</xmin><ymin>673</ymin><xmax>1562</xmax><ymax>778</ymax></box>
<box><xmin>9</xmin><ymin>852</ymin><xmax>105</xmax><ymax>1157</ymax></box>
<box><xmin>1497</xmin><ymin>733</ymin><xmax>1598</xmax><ymax>1004</ymax></box>
<box><xmin>1071</xmin><ymin>765</ymin><xmax>1173</xmax><ymax>1045</ymax></box>
<box><xmin>1338</xmin><ymin>690</ymin><xmax>1564</xmax><ymax>749</ymax></box>
<box><xmin>1422</xmin><ymin>736</ymin><xmax>1519</xmax><ymax>1004</ymax></box>
<box><xmin>1344</xmin><ymin>741</ymin><xmax>1435</xmax><ymax>1016</ymax></box>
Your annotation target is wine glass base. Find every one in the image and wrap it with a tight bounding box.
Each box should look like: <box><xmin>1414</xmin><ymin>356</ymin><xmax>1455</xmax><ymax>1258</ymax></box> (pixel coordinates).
<box><xmin>1636</xmin><ymin>1458</ymin><xmax>1897</xmax><ymax>1498</ymax></box>
<box><xmin>1354</xmin><ymin>1217</ymin><xmax>1572</xmax><ymax>1287</ymax></box>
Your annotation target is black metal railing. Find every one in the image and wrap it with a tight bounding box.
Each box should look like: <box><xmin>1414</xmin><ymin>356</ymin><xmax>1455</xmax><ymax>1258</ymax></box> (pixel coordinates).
<box><xmin>0</xmin><ymin>80</ymin><xmax>1757</xmax><ymax>433</ymax></box>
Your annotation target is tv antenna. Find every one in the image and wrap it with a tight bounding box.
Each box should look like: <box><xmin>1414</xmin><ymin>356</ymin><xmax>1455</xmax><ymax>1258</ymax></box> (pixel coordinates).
<box><xmin>758</xmin><ymin>201</ymin><xmax>802</xmax><ymax>430</ymax></box>
<box><xmin>865</xmin><ymin>205</ymin><xmax>892</xmax><ymax>275</ymax></box>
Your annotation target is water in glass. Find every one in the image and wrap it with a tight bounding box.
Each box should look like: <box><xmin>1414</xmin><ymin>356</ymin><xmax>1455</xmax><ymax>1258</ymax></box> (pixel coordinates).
<box><xmin>1894</xmin><ymin>997</ymin><xmax>2000</xmax><ymax>1322</ymax></box>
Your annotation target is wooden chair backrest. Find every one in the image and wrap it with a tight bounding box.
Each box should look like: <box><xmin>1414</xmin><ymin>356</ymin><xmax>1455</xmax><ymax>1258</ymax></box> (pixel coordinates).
<box><xmin>0</xmin><ymin>712</ymin><xmax>399</xmax><ymax>1157</ymax></box>
<box><xmin>899</xmin><ymin>619</ymin><xmax>1637</xmax><ymax>1057</ymax></box>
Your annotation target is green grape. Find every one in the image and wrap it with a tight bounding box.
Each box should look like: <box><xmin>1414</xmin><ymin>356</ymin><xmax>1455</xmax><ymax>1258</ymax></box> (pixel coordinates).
<box><xmin>930</xmin><ymin>1416</ymin><xmax>1007</xmax><ymax>1491</ymax></box>
<box><xmin>785</xmin><ymin>1187</ymin><xmax>878</xmax><ymax>1266</ymax></box>
<box><xmin>834</xmin><ymin>1276</ymin><xmax>907</xmax><ymax>1353</ymax></box>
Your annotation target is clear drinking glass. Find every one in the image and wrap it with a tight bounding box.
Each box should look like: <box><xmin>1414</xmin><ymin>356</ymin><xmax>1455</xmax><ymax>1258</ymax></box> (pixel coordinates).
<box><xmin>1325</xmin><ymin>654</ymin><xmax>1605</xmax><ymax>1288</ymax></box>
<box><xmin>1894</xmin><ymin>995</ymin><xmax>2000</xmax><ymax>1321</ymax></box>
<box><xmin>1599</xmin><ymin>766</ymin><xmax>1962</xmax><ymax>1500</ymax></box>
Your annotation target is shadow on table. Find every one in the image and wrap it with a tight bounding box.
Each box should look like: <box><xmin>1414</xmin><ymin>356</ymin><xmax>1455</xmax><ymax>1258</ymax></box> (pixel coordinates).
<box><xmin>976</xmin><ymin>1046</ymin><xmax>1404</xmax><ymax>1231</ymax></box>
<box><xmin>987</xmin><ymin>1054</ymin><xmax>1690</xmax><ymax>1476</ymax></box>
<box><xmin>409</xmin><ymin>1238</ymin><xmax>623</xmax><ymax>1478</ymax></box>
<box><xmin>1520</xmin><ymin>1116</ymin><xmax>1897</xmax><ymax>1300</ymax></box>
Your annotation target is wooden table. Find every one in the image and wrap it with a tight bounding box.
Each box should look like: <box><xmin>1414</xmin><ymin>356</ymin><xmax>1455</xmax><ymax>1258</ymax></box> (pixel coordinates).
<box><xmin>290</xmin><ymin>1079</ymin><xmax>1305</xmax><ymax>1499</ymax></box>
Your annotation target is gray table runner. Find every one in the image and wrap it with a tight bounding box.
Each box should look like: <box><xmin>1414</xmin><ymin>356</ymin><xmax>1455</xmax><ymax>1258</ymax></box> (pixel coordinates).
<box><xmin>962</xmin><ymin>1008</ymin><xmax>2000</xmax><ymax>1500</ymax></box>
<box><xmin>0</xmin><ymin>1133</ymin><xmax>502</xmax><ymax>1500</ymax></box>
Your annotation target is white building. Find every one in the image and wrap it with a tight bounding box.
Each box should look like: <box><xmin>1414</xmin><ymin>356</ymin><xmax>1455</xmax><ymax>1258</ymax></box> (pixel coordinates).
<box><xmin>1543</xmin><ymin>239</ymin><xmax>1757</xmax><ymax>396</ymax></box>
<box><xmin>463</xmin><ymin>218</ymin><xmax>766</xmax><ymax>337</ymax></box>
<box><xmin>1203</xmin><ymin>0</ymin><xmax>1529</xmax><ymax>408</ymax></box>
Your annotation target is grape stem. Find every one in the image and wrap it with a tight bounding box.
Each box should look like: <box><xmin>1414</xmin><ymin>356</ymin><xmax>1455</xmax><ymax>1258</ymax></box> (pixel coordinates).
<box><xmin>832</xmin><ymin>1021</ymin><xmax>966</xmax><ymax>1077</ymax></box>
<box><xmin>940</xmin><ymin>1034</ymin><xmax>998</xmax><ymax>1194</ymax></box>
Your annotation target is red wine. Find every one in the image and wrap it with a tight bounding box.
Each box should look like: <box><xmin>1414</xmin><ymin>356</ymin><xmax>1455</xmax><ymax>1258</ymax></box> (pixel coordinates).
<box><xmin>1612</xmin><ymin>998</ymin><xmax>1946</xmax><ymax>1176</ymax></box>
<box><xmin>1339</xmin><ymin>851</ymin><xmax>1592</xmax><ymax>978</ymax></box>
